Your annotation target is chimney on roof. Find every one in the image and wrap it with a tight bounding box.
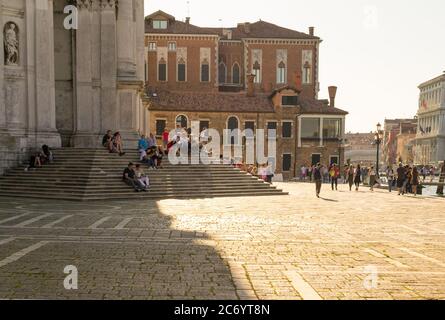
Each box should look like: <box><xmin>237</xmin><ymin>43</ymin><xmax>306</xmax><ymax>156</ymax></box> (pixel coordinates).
<box><xmin>328</xmin><ymin>86</ymin><xmax>337</xmax><ymax>107</ymax></box>
<box><xmin>185</xmin><ymin>17</ymin><xmax>190</xmax><ymax>24</ymax></box>
<box><xmin>246</xmin><ymin>74</ymin><xmax>256</xmax><ymax>97</ymax></box>
<box><xmin>309</xmin><ymin>27</ymin><xmax>315</xmax><ymax>36</ymax></box>
<box><xmin>238</xmin><ymin>22</ymin><xmax>250</xmax><ymax>34</ymax></box>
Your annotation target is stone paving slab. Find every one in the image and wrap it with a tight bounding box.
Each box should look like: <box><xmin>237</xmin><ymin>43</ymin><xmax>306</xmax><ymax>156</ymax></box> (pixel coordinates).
<box><xmin>0</xmin><ymin>182</ymin><xmax>444</xmax><ymax>300</ymax></box>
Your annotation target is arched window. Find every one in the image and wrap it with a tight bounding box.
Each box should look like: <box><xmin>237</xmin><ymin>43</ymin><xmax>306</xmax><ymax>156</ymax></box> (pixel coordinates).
<box><xmin>227</xmin><ymin>116</ymin><xmax>239</xmax><ymax>145</ymax></box>
<box><xmin>253</xmin><ymin>61</ymin><xmax>261</xmax><ymax>84</ymax></box>
<box><xmin>277</xmin><ymin>61</ymin><xmax>286</xmax><ymax>84</ymax></box>
<box><xmin>177</xmin><ymin>58</ymin><xmax>186</xmax><ymax>82</ymax></box>
<box><xmin>218</xmin><ymin>62</ymin><xmax>227</xmax><ymax>84</ymax></box>
<box><xmin>176</xmin><ymin>115</ymin><xmax>188</xmax><ymax>129</ymax></box>
<box><xmin>232</xmin><ymin>63</ymin><xmax>240</xmax><ymax>84</ymax></box>
<box><xmin>158</xmin><ymin>57</ymin><xmax>167</xmax><ymax>82</ymax></box>
<box><xmin>201</xmin><ymin>58</ymin><xmax>210</xmax><ymax>82</ymax></box>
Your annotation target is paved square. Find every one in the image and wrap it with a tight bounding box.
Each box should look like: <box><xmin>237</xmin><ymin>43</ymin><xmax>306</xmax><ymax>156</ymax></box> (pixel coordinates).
<box><xmin>0</xmin><ymin>183</ymin><xmax>444</xmax><ymax>300</ymax></box>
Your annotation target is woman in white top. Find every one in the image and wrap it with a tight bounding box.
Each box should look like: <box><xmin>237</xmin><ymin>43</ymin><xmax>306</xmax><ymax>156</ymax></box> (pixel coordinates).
<box><xmin>135</xmin><ymin>164</ymin><xmax>150</xmax><ymax>188</ymax></box>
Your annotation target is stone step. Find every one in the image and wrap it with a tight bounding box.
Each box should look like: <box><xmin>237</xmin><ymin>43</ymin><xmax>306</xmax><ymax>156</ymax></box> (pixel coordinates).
<box><xmin>0</xmin><ymin>148</ymin><xmax>287</xmax><ymax>201</ymax></box>
<box><xmin>0</xmin><ymin>185</ymin><xmax>275</xmax><ymax>195</ymax></box>
<box><xmin>0</xmin><ymin>181</ymin><xmax>272</xmax><ymax>190</ymax></box>
<box><xmin>0</xmin><ymin>189</ymin><xmax>287</xmax><ymax>201</ymax></box>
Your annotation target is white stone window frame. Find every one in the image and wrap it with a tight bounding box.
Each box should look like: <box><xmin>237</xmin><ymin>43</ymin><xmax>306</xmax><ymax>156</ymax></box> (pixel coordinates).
<box><xmin>329</xmin><ymin>155</ymin><xmax>340</xmax><ymax>166</ymax></box>
<box><xmin>148</xmin><ymin>42</ymin><xmax>157</xmax><ymax>51</ymax></box>
<box><xmin>281</xmin><ymin>120</ymin><xmax>294</xmax><ymax>139</ymax></box>
<box><xmin>153</xmin><ymin>20</ymin><xmax>168</xmax><ymax>29</ymax></box>
<box><xmin>298</xmin><ymin>115</ymin><xmax>346</xmax><ymax>148</ymax></box>
<box><xmin>266</xmin><ymin>120</ymin><xmax>278</xmax><ymax>138</ymax></box>
<box><xmin>218</xmin><ymin>61</ymin><xmax>227</xmax><ymax>84</ymax></box>
<box><xmin>232</xmin><ymin>62</ymin><xmax>241</xmax><ymax>84</ymax></box>
<box><xmin>281</xmin><ymin>153</ymin><xmax>293</xmax><ymax>172</ymax></box>
<box><xmin>277</xmin><ymin>65</ymin><xmax>286</xmax><ymax>84</ymax></box>
<box><xmin>177</xmin><ymin>59</ymin><xmax>187</xmax><ymax>83</ymax></box>
<box><xmin>281</xmin><ymin>95</ymin><xmax>298</xmax><ymax>107</ymax></box>
<box><xmin>168</xmin><ymin>41</ymin><xmax>177</xmax><ymax>52</ymax></box>
<box><xmin>155</xmin><ymin>118</ymin><xmax>168</xmax><ymax>137</ymax></box>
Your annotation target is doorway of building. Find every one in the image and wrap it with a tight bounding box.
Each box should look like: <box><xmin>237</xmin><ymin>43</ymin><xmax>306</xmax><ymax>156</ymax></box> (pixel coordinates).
<box><xmin>311</xmin><ymin>154</ymin><xmax>321</xmax><ymax>166</ymax></box>
<box><xmin>329</xmin><ymin>156</ymin><xmax>340</xmax><ymax>166</ymax></box>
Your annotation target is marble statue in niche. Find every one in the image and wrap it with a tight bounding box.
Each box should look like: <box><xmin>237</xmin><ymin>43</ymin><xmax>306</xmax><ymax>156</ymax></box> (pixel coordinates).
<box><xmin>4</xmin><ymin>22</ymin><xmax>19</xmax><ymax>66</ymax></box>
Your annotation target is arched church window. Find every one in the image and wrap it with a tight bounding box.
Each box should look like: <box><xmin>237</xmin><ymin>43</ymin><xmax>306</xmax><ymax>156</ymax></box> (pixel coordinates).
<box><xmin>158</xmin><ymin>58</ymin><xmax>167</xmax><ymax>82</ymax></box>
<box><xmin>177</xmin><ymin>58</ymin><xmax>186</xmax><ymax>82</ymax></box>
<box><xmin>232</xmin><ymin>63</ymin><xmax>240</xmax><ymax>84</ymax></box>
<box><xmin>277</xmin><ymin>61</ymin><xmax>286</xmax><ymax>84</ymax></box>
<box><xmin>219</xmin><ymin>62</ymin><xmax>227</xmax><ymax>84</ymax></box>
<box><xmin>201</xmin><ymin>59</ymin><xmax>210</xmax><ymax>82</ymax></box>
<box><xmin>253</xmin><ymin>61</ymin><xmax>261</xmax><ymax>83</ymax></box>
<box><xmin>227</xmin><ymin>116</ymin><xmax>239</xmax><ymax>145</ymax></box>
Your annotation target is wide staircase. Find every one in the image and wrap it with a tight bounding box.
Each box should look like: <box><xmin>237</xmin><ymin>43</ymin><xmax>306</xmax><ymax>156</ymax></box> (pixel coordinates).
<box><xmin>0</xmin><ymin>148</ymin><xmax>288</xmax><ymax>201</ymax></box>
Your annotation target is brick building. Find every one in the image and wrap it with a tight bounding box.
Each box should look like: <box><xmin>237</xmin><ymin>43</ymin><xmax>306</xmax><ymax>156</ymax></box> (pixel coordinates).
<box><xmin>143</xmin><ymin>10</ymin><xmax>348</xmax><ymax>179</ymax></box>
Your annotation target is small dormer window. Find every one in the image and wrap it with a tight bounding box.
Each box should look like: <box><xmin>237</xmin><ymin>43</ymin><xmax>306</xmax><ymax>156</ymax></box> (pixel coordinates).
<box><xmin>153</xmin><ymin>20</ymin><xmax>168</xmax><ymax>29</ymax></box>
<box><xmin>282</xmin><ymin>95</ymin><xmax>298</xmax><ymax>106</ymax></box>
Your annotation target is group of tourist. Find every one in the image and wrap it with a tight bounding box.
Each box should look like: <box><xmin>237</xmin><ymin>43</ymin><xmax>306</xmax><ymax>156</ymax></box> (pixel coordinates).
<box><xmin>26</xmin><ymin>145</ymin><xmax>54</xmax><ymax>170</ymax></box>
<box><xmin>387</xmin><ymin>164</ymin><xmax>420</xmax><ymax>196</ymax></box>
<box><xmin>307</xmin><ymin>161</ymin><xmax>434</xmax><ymax>198</ymax></box>
<box><xmin>138</xmin><ymin>134</ymin><xmax>164</xmax><ymax>170</ymax></box>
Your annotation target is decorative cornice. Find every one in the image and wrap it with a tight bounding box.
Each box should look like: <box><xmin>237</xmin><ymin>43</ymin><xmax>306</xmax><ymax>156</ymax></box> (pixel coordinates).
<box><xmin>99</xmin><ymin>0</ymin><xmax>118</xmax><ymax>9</ymax></box>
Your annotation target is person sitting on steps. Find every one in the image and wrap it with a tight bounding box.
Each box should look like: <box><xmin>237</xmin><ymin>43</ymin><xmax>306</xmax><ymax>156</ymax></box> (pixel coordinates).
<box><xmin>135</xmin><ymin>164</ymin><xmax>150</xmax><ymax>189</ymax></box>
<box><xmin>102</xmin><ymin>130</ymin><xmax>113</xmax><ymax>152</ymax></box>
<box><xmin>112</xmin><ymin>132</ymin><xmax>126</xmax><ymax>156</ymax></box>
<box><xmin>123</xmin><ymin>162</ymin><xmax>147</xmax><ymax>192</ymax></box>
<box><xmin>138</xmin><ymin>134</ymin><xmax>149</xmax><ymax>161</ymax></box>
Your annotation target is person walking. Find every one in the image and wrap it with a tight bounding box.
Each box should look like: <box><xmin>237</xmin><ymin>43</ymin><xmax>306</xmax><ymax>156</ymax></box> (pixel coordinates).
<box><xmin>330</xmin><ymin>164</ymin><xmax>340</xmax><ymax>191</ymax></box>
<box><xmin>354</xmin><ymin>165</ymin><xmax>362</xmax><ymax>191</ymax></box>
<box><xmin>386</xmin><ymin>167</ymin><xmax>395</xmax><ymax>192</ymax></box>
<box><xmin>347</xmin><ymin>165</ymin><xmax>354</xmax><ymax>191</ymax></box>
<box><xmin>411</xmin><ymin>167</ymin><xmax>420</xmax><ymax>196</ymax></box>
<box><xmin>313</xmin><ymin>163</ymin><xmax>323</xmax><ymax>198</ymax></box>
<box><xmin>396</xmin><ymin>163</ymin><xmax>405</xmax><ymax>195</ymax></box>
<box><xmin>369</xmin><ymin>166</ymin><xmax>377</xmax><ymax>191</ymax></box>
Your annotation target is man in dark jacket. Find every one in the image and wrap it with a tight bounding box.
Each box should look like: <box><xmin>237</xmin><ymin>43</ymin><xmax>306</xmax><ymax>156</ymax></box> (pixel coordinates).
<box><xmin>396</xmin><ymin>163</ymin><xmax>406</xmax><ymax>195</ymax></box>
<box><xmin>314</xmin><ymin>163</ymin><xmax>323</xmax><ymax>198</ymax></box>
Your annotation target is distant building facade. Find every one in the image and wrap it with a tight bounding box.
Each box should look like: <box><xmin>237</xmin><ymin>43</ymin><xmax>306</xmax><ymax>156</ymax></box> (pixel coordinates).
<box><xmin>344</xmin><ymin>133</ymin><xmax>376</xmax><ymax>167</ymax></box>
<box><xmin>143</xmin><ymin>11</ymin><xmax>348</xmax><ymax>179</ymax></box>
<box><xmin>413</xmin><ymin>72</ymin><xmax>445</xmax><ymax>165</ymax></box>
<box><xmin>382</xmin><ymin>119</ymin><xmax>417</xmax><ymax>167</ymax></box>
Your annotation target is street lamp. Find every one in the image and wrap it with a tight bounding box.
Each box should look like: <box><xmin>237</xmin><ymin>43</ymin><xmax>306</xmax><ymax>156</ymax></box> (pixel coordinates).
<box><xmin>374</xmin><ymin>123</ymin><xmax>383</xmax><ymax>177</ymax></box>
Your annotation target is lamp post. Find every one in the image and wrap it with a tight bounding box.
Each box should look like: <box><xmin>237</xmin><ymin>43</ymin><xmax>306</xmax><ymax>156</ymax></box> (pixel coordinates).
<box><xmin>374</xmin><ymin>123</ymin><xmax>383</xmax><ymax>177</ymax></box>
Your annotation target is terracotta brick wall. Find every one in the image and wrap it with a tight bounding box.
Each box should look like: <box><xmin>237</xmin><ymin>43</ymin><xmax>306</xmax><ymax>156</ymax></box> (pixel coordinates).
<box><xmin>146</xmin><ymin>36</ymin><xmax>219</xmax><ymax>92</ymax></box>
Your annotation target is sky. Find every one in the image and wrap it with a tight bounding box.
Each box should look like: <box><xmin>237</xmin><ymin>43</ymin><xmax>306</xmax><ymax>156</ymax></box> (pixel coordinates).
<box><xmin>144</xmin><ymin>0</ymin><xmax>445</xmax><ymax>133</ymax></box>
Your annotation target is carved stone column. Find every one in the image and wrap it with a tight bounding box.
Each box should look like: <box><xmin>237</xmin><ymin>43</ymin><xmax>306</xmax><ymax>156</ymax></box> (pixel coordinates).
<box><xmin>34</xmin><ymin>0</ymin><xmax>60</xmax><ymax>146</ymax></box>
<box><xmin>0</xmin><ymin>0</ymin><xmax>5</xmax><ymax>129</ymax></box>
<box><xmin>99</xmin><ymin>0</ymin><xmax>117</xmax><ymax>133</ymax></box>
<box><xmin>116</xmin><ymin>0</ymin><xmax>144</xmax><ymax>144</ymax></box>
<box><xmin>116</xmin><ymin>0</ymin><xmax>136</xmax><ymax>78</ymax></box>
<box><xmin>72</xmin><ymin>0</ymin><xmax>95</xmax><ymax>146</ymax></box>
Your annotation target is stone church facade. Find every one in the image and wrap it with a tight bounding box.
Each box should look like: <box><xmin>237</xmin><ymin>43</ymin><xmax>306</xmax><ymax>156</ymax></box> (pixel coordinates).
<box><xmin>0</xmin><ymin>0</ymin><xmax>147</xmax><ymax>174</ymax></box>
<box><xmin>144</xmin><ymin>11</ymin><xmax>348</xmax><ymax>179</ymax></box>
